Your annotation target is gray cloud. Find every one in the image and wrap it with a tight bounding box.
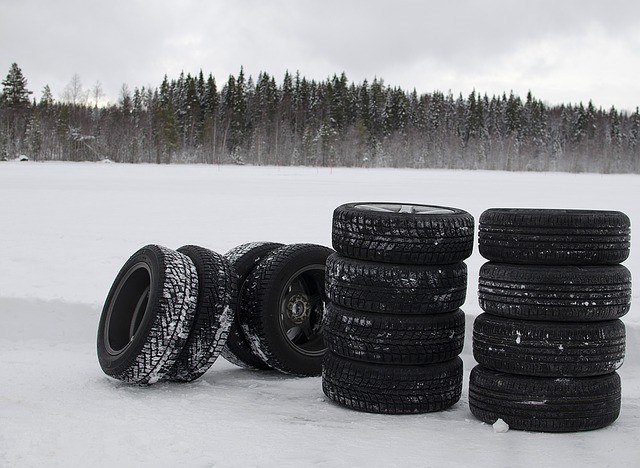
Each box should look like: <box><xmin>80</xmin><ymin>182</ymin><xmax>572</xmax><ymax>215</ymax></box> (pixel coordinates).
<box><xmin>1</xmin><ymin>0</ymin><xmax>639</xmax><ymax>109</ymax></box>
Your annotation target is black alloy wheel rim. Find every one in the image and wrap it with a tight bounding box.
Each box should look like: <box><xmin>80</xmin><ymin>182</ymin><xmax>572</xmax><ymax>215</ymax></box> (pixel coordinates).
<box><xmin>277</xmin><ymin>264</ymin><xmax>327</xmax><ymax>357</ymax></box>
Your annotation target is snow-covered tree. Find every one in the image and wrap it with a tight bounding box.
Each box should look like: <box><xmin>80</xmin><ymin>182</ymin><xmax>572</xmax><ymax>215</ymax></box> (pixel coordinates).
<box><xmin>40</xmin><ymin>85</ymin><xmax>54</xmax><ymax>106</ymax></box>
<box><xmin>1</xmin><ymin>63</ymin><xmax>32</xmax><ymax>108</ymax></box>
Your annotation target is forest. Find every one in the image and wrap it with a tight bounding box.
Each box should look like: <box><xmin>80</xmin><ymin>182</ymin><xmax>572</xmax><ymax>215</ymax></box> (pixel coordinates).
<box><xmin>1</xmin><ymin>62</ymin><xmax>639</xmax><ymax>173</ymax></box>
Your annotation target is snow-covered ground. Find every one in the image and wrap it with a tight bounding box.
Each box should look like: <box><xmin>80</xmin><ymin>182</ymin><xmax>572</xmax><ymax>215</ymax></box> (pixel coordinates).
<box><xmin>1</xmin><ymin>162</ymin><xmax>638</xmax><ymax>467</ymax></box>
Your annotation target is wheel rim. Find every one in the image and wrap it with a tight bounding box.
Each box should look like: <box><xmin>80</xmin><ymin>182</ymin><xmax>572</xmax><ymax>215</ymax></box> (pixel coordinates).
<box><xmin>104</xmin><ymin>262</ymin><xmax>152</xmax><ymax>356</ymax></box>
<box><xmin>353</xmin><ymin>203</ymin><xmax>455</xmax><ymax>215</ymax></box>
<box><xmin>277</xmin><ymin>264</ymin><xmax>326</xmax><ymax>357</ymax></box>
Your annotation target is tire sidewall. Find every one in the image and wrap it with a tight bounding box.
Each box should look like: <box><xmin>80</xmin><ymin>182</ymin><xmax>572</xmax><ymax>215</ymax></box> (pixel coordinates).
<box><xmin>223</xmin><ymin>242</ymin><xmax>284</xmax><ymax>370</ymax></box>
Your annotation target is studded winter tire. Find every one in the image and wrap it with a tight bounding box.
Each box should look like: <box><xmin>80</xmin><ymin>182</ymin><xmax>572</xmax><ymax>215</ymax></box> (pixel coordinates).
<box><xmin>239</xmin><ymin>243</ymin><xmax>333</xmax><ymax>376</ymax></box>
<box><xmin>332</xmin><ymin>202</ymin><xmax>474</xmax><ymax>265</ymax></box>
<box><xmin>221</xmin><ymin>242</ymin><xmax>285</xmax><ymax>370</ymax></box>
<box><xmin>478</xmin><ymin>262</ymin><xmax>632</xmax><ymax>321</ymax></box>
<box><xmin>97</xmin><ymin>244</ymin><xmax>199</xmax><ymax>384</ymax></box>
<box><xmin>473</xmin><ymin>313</ymin><xmax>625</xmax><ymax>377</ymax></box>
<box><xmin>322</xmin><ymin>352</ymin><xmax>463</xmax><ymax>414</ymax></box>
<box><xmin>164</xmin><ymin>245</ymin><xmax>236</xmax><ymax>382</ymax></box>
<box><xmin>326</xmin><ymin>254</ymin><xmax>467</xmax><ymax>314</ymax></box>
<box><xmin>478</xmin><ymin>208</ymin><xmax>631</xmax><ymax>265</ymax></box>
<box><xmin>469</xmin><ymin>365</ymin><xmax>621</xmax><ymax>432</ymax></box>
<box><xmin>323</xmin><ymin>302</ymin><xmax>465</xmax><ymax>364</ymax></box>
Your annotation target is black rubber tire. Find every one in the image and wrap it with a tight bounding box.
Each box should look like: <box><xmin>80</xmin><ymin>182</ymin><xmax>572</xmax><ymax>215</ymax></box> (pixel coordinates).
<box><xmin>326</xmin><ymin>254</ymin><xmax>467</xmax><ymax>314</ymax></box>
<box><xmin>478</xmin><ymin>208</ymin><xmax>631</xmax><ymax>265</ymax></box>
<box><xmin>164</xmin><ymin>245</ymin><xmax>236</xmax><ymax>382</ymax></box>
<box><xmin>469</xmin><ymin>365</ymin><xmax>621</xmax><ymax>432</ymax></box>
<box><xmin>473</xmin><ymin>313</ymin><xmax>625</xmax><ymax>377</ymax></box>
<box><xmin>322</xmin><ymin>352</ymin><xmax>463</xmax><ymax>414</ymax></box>
<box><xmin>97</xmin><ymin>245</ymin><xmax>199</xmax><ymax>384</ymax></box>
<box><xmin>332</xmin><ymin>202</ymin><xmax>474</xmax><ymax>265</ymax></box>
<box><xmin>239</xmin><ymin>243</ymin><xmax>334</xmax><ymax>376</ymax></box>
<box><xmin>478</xmin><ymin>262</ymin><xmax>632</xmax><ymax>321</ymax></box>
<box><xmin>323</xmin><ymin>302</ymin><xmax>465</xmax><ymax>365</ymax></box>
<box><xmin>221</xmin><ymin>242</ymin><xmax>284</xmax><ymax>370</ymax></box>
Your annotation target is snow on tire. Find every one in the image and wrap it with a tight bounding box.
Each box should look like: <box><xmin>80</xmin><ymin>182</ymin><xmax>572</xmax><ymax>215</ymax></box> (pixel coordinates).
<box><xmin>323</xmin><ymin>302</ymin><xmax>465</xmax><ymax>365</ymax></box>
<box><xmin>322</xmin><ymin>352</ymin><xmax>463</xmax><ymax>414</ymax></box>
<box><xmin>332</xmin><ymin>202</ymin><xmax>474</xmax><ymax>265</ymax></box>
<box><xmin>164</xmin><ymin>245</ymin><xmax>236</xmax><ymax>382</ymax></box>
<box><xmin>239</xmin><ymin>243</ymin><xmax>333</xmax><ymax>376</ymax></box>
<box><xmin>469</xmin><ymin>365</ymin><xmax>621</xmax><ymax>432</ymax></box>
<box><xmin>478</xmin><ymin>262</ymin><xmax>632</xmax><ymax>321</ymax></box>
<box><xmin>97</xmin><ymin>244</ymin><xmax>199</xmax><ymax>384</ymax></box>
<box><xmin>478</xmin><ymin>208</ymin><xmax>631</xmax><ymax>265</ymax></box>
<box><xmin>472</xmin><ymin>313</ymin><xmax>626</xmax><ymax>377</ymax></box>
<box><xmin>221</xmin><ymin>241</ymin><xmax>284</xmax><ymax>370</ymax></box>
<box><xmin>326</xmin><ymin>253</ymin><xmax>467</xmax><ymax>314</ymax></box>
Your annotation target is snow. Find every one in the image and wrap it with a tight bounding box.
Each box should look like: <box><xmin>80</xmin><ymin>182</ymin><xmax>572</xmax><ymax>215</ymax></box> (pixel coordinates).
<box><xmin>493</xmin><ymin>418</ymin><xmax>510</xmax><ymax>433</ymax></box>
<box><xmin>1</xmin><ymin>161</ymin><xmax>639</xmax><ymax>467</ymax></box>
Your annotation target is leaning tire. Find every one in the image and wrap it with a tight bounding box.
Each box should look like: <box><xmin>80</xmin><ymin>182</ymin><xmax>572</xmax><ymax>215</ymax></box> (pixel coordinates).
<box><xmin>221</xmin><ymin>242</ymin><xmax>284</xmax><ymax>370</ymax></box>
<box><xmin>97</xmin><ymin>245</ymin><xmax>199</xmax><ymax>384</ymax></box>
<box><xmin>478</xmin><ymin>262</ymin><xmax>632</xmax><ymax>321</ymax></box>
<box><xmin>469</xmin><ymin>365</ymin><xmax>621</xmax><ymax>432</ymax></box>
<box><xmin>326</xmin><ymin>254</ymin><xmax>467</xmax><ymax>314</ymax></box>
<box><xmin>323</xmin><ymin>303</ymin><xmax>465</xmax><ymax>365</ymax></box>
<box><xmin>473</xmin><ymin>313</ymin><xmax>626</xmax><ymax>377</ymax></box>
<box><xmin>322</xmin><ymin>352</ymin><xmax>463</xmax><ymax>414</ymax></box>
<box><xmin>332</xmin><ymin>202</ymin><xmax>474</xmax><ymax>265</ymax></box>
<box><xmin>478</xmin><ymin>208</ymin><xmax>631</xmax><ymax>265</ymax></box>
<box><xmin>164</xmin><ymin>245</ymin><xmax>236</xmax><ymax>382</ymax></box>
<box><xmin>239</xmin><ymin>243</ymin><xmax>333</xmax><ymax>376</ymax></box>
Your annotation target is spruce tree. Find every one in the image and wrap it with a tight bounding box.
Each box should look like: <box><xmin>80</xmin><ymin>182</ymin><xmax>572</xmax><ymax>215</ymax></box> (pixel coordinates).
<box><xmin>40</xmin><ymin>85</ymin><xmax>54</xmax><ymax>106</ymax></box>
<box><xmin>1</xmin><ymin>63</ymin><xmax>32</xmax><ymax>108</ymax></box>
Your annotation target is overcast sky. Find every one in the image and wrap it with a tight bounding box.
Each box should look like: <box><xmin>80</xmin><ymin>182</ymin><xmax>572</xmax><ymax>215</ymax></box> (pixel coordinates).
<box><xmin>1</xmin><ymin>0</ymin><xmax>639</xmax><ymax>111</ymax></box>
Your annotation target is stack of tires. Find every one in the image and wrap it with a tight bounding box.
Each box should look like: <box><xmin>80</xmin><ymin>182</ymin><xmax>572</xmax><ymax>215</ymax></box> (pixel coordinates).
<box><xmin>322</xmin><ymin>202</ymin><xmax>475</xmax><ymax>414</ymax></box>
<box><xmin>97</xmin><ymin>242</ymin><xmax>333</xmax><ymax>384</ymax></box>
<box><xmin>469</xmin><ymin>208</ymin><xmax>632</xmax><ymax>432</ymax></box>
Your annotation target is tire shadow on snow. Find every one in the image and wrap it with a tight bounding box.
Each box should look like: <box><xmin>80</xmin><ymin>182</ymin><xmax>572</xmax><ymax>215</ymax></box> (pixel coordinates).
<box><xmin>0</xmin><ymin>297</ymin><xmax>101</xmax><ymax>344</ymax></box>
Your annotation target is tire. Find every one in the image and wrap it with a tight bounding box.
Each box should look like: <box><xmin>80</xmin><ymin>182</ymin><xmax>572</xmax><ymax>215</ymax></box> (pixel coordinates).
<box><xmin>332</xmin><ymin>202</ymin><xmax>474</xmax><ymax>265</ymax></box>
<box><xmin>469</xmin><ymin>365</ymin><xmax>621</xmax><ymax>432</ymax></box>
<box><xmin>478</xmin><ymin>262</ymin><xmax>632</xmax><ymax>321</ymax></box>
<box><xmin>322</xmin><ymin>352</ymin><xmax>463</xmax><ymax>414</ymax></box>
<box><xmin>221</xmin><ymin>242</ymin><xmax>284</xmax><ymax>370</ymax></box>
<box><xmin>97</xmin><ymin>245</ymin><xmax>199</xmax><ymax>384</ymax></box>
<box><xmin>326</xmin><ymin>254</ymin><xmax>467</xmax><ymax>314</ymax></box>
<box><xmin>473</xmin><ymin>313</ymin><xmax>625</xmax><ymax>377</ymax></box>
<box><xmin>323</xmin><ymin>303</ymin><xmax>465</xmax><ymax>365</ymax></box>
<box><xmin>478</xmin><ymin>208</ymin><xmax>631</xmax><ymax>265</ymax></box>
<box><xmin>164</xmin><ymin>246</ymin><xmax>236</xmax><ymax>382</ymax></box>
<box><xmin>239</xmin><ymin>243</ymin><xmax>333</xmax><ymax>376</ymax></box>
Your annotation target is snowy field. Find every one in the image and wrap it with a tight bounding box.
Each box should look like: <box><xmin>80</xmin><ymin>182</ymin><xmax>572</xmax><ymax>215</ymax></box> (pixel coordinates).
<box><xmin>1</xmin><ymin>162</ymin><xmax>639</xmax><ymax>467</ymax></box>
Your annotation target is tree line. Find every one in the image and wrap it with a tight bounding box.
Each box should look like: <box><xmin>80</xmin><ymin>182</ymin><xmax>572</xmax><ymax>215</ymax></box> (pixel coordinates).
<box><xmin>1</xmin><ymin>62</ymin><xmax>639</xmax><ymax>173</ymax></box>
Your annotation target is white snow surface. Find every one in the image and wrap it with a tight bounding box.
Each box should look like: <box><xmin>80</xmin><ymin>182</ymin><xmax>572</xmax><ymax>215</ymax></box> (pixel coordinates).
<box><xmin>1</xmin><ymin>162</ymin><xmax>639</xmax><ymax>467</ymax></box>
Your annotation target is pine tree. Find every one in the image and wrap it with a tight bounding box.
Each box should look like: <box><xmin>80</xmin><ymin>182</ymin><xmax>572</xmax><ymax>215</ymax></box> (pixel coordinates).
<box><xmin>280</xmin><ymin>70</ymin><xmax>294</xmax><ymax>127</ymax></box>
<box><xmin>40</xmin><ymin>85</ymin><xmax>54</xmax><ymax>106</ymax></box>
<box><xmin>505</xmin><ymin>91</ymin><xmax>522</xmax><ymax>135</ymax></box>
<box><xmin>202</xmin><ymin>74</ymin><xmax>218</xmax><ymax>117</ymax></box>
<box><xmin>629</xmin><ymin>107</ymin><xmax>640</xmax><ymax>152</ymax></box>
<box><xmin>1</xmin><ymin>63</ymin><xmax>32</xmax><ymax>108</ymax></box>
<box><xmin>609</xmin><ymin>106</ymin><xmax>621</xmax><ymax>147</ymax></box>
<box><xmin>573</xmin><ymin>103</ymin><xmax>588</xmax><ymax>143</ymax></box>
